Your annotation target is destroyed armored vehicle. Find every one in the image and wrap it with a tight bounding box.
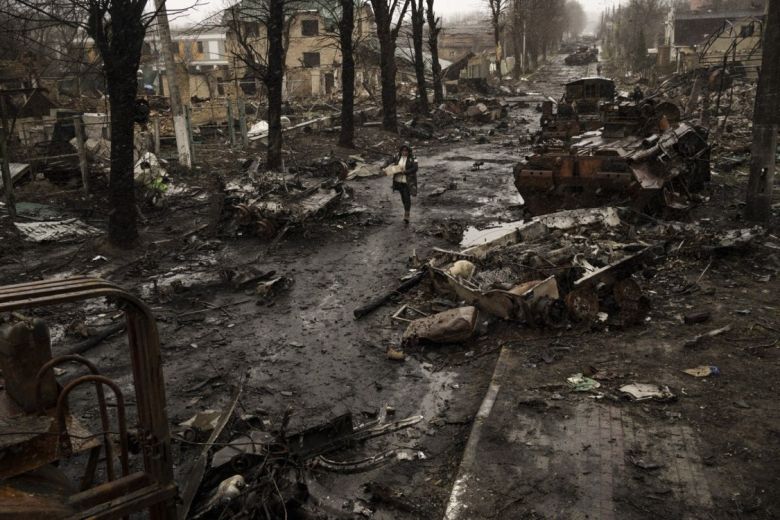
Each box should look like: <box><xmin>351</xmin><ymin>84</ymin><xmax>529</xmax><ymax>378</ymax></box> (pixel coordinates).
<box><xmin>565</xmin><ymin>46</ymin><xmax>599</xmax><ymax>65</ymax></box>
<box><xmin>224</xmin><ymin>176</ymin><xmax>346</xmax><ymax>240</ymax></box>
<box><xmin>514</xmin><ymin>122</ymin><xmax>710</xmax><ymax>214</ymax></box>
<box><xmin>538</xmin><ymin>76</ymin><xmax>682</xmax><ymax>143</ymax></box>
<box><xmin>539</xmin><ymin>77</ymin><xmax>617</xmax><ymax>140</ymax></box>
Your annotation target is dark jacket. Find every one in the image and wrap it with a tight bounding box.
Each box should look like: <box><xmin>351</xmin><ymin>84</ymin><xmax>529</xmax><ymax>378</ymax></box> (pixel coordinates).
<box><xmin>386</xmin><ymin>152</ymin><xmax>418</xmax><ymax>196</ymax></box>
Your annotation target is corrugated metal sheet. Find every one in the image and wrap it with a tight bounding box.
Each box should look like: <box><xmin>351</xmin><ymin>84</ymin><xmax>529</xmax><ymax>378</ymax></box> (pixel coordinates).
<box><xmin>14</xmin><ymin>219</ymin><xmax>102</xmax><ymax>242</ymax></box>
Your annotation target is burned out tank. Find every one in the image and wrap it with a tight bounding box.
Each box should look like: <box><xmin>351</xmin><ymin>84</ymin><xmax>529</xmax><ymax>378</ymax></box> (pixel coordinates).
<box><xmin>514</xmin><ymin>122</ymin><xmax>711</xmax><ymax>215</ymax></box>
<box><xmin>538</xmin><ymin>77</ymin><xmax>682</xmax><ymax>142</ymax></box>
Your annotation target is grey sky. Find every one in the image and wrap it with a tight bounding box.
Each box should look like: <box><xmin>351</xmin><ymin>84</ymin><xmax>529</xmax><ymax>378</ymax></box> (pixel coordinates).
<box><xmin>166</xmin><ymin>0</ymin><xmax>618</xmax><ymax>28</ymax></box>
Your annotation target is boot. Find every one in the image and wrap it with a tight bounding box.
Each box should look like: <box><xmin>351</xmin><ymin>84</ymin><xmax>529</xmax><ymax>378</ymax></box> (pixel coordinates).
<box><xmin>403</xmin><ymin>210</ymin><xmax>410</xmax><ymax>225</ymax></box>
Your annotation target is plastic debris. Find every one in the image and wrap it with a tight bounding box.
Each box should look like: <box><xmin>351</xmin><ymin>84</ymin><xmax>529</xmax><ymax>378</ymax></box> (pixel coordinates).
<box><xmin>683</xmin><ymin>365</ymin><xmax>720</xmax><ymax>377</ymax></box>
<box><xmin>619</xmin><ymin>383</ymin><xmax>675</xmax><ymax>401</ymax></box>
<box><xmin>566</xmin><ymin>373</ymin><xmax>601</xmax><ymax>392</ymax></box>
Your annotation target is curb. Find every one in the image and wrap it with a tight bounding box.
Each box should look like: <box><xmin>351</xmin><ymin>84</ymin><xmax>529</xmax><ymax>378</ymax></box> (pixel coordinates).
<box><xmin>443</xmin><ymin>346</ymin><xmax>511</xmax><ymax>520</ymax></box>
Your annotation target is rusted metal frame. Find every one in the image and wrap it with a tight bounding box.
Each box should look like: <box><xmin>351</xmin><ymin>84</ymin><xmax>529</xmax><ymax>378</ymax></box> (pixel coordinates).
<box><xmin>55</xmin><ymin>375</ymin><xmax>130</xmax><ymax>480</ymax></box>
<box><xmin>70</xmin><ymin>483</ymin><xmax>178</xmax><ymax>520</ymax></box>
<box><xmin>125</xmin><ymin>309</ymin><xmax>177</xmax><ymax>520</ymax></box>
<box><xmin>0</xmin><ymin>279</ymin><xmax>116</xmax><ymax>302</ymax></box>
<box><xmin>0</xmin><ymin>278</ymin><xmax>177</xmax><ymax>519</ymax></box>
<box><xmin>68</xmin><ymin>472</ymin><xmax>150</xmax><ymax>511</ymax></box>
<box><xmin>81</xmin><ymin>446</ymin><xmax>102</xmax><ymax>492</ymax></box>
<box><xmin>0</xmin><ymin>276</ymin><xmax>106</xmax><ymax>294</ymax></box>
<box><xmin>35</xmin><ymin>354</ymin><xmax>117</xmax><ymax>484</ymax></box>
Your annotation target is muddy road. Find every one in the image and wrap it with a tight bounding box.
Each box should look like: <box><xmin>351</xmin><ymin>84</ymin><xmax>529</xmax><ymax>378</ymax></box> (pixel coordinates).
<box><xmin>0</xmin><ymin>56</ymin><xmax>606</xmax><ymax>518</ymax></box>
<box><xmin>2</xmin><ymin>50</ymin><xmax>779</xmax><ymax>520</ymax></box>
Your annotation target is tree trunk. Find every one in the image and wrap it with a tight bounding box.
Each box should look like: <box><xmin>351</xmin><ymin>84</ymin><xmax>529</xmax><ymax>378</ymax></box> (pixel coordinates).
<box><xmin>493</xmin><ymin>21</ymin><xmax>501</xmax><ymax>68</ymax></box>
<box><xmin>425</xmin><ymin>0</ymin><xmax>444</xmax><ymax>105</ymax></box>
<box><xmin>378</xmin><ymin>37</ymin><xmax>398</xmax><ymax>131</ymax></box>
<box><xmin>266</xmin><ymin>0</ymin><xmax>285</xmax><ymax>170</ymax></box>
<box><xmin>339</xmin><ymin>0</ymin><xmax>355</xmax><ymax>148</ymax></box>
<box><xmin>745</xmin><ymin>0</ymin><xmax>779</xmax><ymax>222</ymax></box>
<box><xmin>93</xmin><ymin>2</ymin><xmax>148</xmax><ymax>248</ymax></box>
<box><xmin>105</xmin><ymin>72</ymin><xmax>138</xmax><ymax>247</ymax></box>
<box><xmin>371</xmin><ymin>0</ymin><xmax>402</xmax><ymax>132</ymax></box>
<box><xmin>154</xmin><ymin>0</ymin><xmax>192</xmax><ymax>169</ymax></box>
<box><xmin>511</xmin><ymin>3</ymin><xmax>523</xmax><ymax>79</ymax></box>
<box><xmin>411</xmin><ymin>0</ymin><xmax>428</xmax><ymax>113</ymax></box>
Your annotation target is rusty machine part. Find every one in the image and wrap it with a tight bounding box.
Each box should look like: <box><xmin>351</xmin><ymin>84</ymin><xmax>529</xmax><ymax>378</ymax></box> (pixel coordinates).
<box><xmin>613</xmin><ymin>278</ymin><xmax>648</xmax><ymax>326</ymax></box>
<box><xmin>0</xmin><ymin>277</ymin><xmax>177</xmax><ymax>519</ymax></box>
<box><xmin>565</xmin><ymin>287</ymin><xmax>600</xmax><ymax>322</ymax></box>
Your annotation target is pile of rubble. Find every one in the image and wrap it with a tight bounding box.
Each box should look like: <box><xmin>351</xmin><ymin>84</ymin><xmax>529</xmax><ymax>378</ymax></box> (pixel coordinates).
<box><xmin>179</xmin><ymin>403</ymin><xmax>424</xmax><ymax>519</ymax></box>
<box><xmin>221</xmin><ymin>162</ymin><xmax>349</xmax><ymax>240</ymax></box>
<box><xmin>359</xmin><ymin>207</ymin><xmax>768</xmax><ymax>359</ymax></box>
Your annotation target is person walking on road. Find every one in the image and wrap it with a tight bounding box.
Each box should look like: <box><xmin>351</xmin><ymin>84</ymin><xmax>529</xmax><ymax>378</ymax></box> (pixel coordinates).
<box><xmin>383</xmin><ymin>143</ymin><xmax>418</xmax><ymax>225</ymax></box>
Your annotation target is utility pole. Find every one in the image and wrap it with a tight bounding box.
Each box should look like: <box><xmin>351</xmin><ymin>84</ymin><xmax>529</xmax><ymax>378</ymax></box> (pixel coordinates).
<box><xmin>153</xmin><ymin>0</ymin><xmax>192</xmax><ymax>169</ymax></box>
<box><xmin>745</xmin><ymin>1</ymin><xmax>779</xmax><ymax>222</ymax></box>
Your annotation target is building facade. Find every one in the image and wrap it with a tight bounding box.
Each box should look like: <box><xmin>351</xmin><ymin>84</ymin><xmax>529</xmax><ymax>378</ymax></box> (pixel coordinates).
<box><xmin>224</xmin><ymin>1</ymin><xmax>378</xmax><ymax>100</ymax></box>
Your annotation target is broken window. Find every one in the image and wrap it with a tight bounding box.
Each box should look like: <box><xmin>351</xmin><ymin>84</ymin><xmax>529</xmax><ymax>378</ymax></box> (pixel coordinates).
<box><xmin>196</xmin><ymin>41</ymin><xmax>204</xmax><ymax>53</ymax></box>
<box><xmin>302</xmin><ymin>19</ymin><xmax>319</xmax><ymax>37</ymax></box>
<box><xmin>303</xmin><ymin>52</ymin><xmax>321</xmax><ymax>68</ymax></box>
<box><xmin>739</xmin><ymin>23</ymin><xmax>755</xmax><ymax>38</ymax></box>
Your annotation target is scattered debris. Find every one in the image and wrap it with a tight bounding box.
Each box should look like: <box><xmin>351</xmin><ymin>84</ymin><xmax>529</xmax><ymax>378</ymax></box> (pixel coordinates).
<box><xmin>14</xmin><ymin>219</ymin><xmax>102</xmax><ymax>242</ymax></box>
<box><xmin>386</xmin><ymin>346</ymin><xmax>406</xmax><ymax>361</ymax></box>
<box><xmin>684</xmin><ymin>310</ymin><xmax>712</xmax><ymax>324</ymax></box>
<box><xmin>683</xmin><ymin>365</ymin><xmax>720</xmax><ymax>378</ymax></box>
<box><xmin>684</xmin><ymin>324</ymin><xmax>732</xmax><ymax>348</ymax></box>
<box><xmin>0</xmin><ymin>163</ymin><xmax>30</xmax><ymax>193</ymax></box>
<box><xmin>566</xmin><ymin>374</ymin><xmax>602</xmax><ymax>392</ymax></box>
<box><xmin>255</xmin><ymin>276</ymin><xmax>294</xmax><ymax>302</ymax></box>
<box><xmin>354</xmin><ymin>269</ymin><xmax>427</xmax><ymax>319</ymax></box>
<box><xmin>619</xmin><ymin>383</ymin><xmax>675</xmax><ymax>402</ymax></box>
<box><xmin>402</xmin><ymin>306</ymin><xmax>479</xmax><ymax>345</ymax></box>
<box><xmin>179</xmin><ymin>410</ymin><xmax>223</xmax><ymax>436</ymax></box>
<box><xmin>226</xmin><ymin>176</ymin><xmax>346</xmax><ymax>240</ymax></box>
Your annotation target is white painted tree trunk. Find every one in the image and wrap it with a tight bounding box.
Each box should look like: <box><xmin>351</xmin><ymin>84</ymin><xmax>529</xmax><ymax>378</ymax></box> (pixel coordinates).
<box><xmin>173</xmin><ymin>115</ymin><xmax>191</xmax><ymax>168</ymax></box>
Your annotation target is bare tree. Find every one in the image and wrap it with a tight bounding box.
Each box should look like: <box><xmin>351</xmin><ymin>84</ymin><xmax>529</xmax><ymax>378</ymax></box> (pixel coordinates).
<box><xmin>3</xmin><ymin>0</ymin><xmax>157</xmax><ymax>247</ymax></box>
<box><xmin>564</xmin><ymin>0</ymin><xmax>586</xmax><ymax>39</ymax></box>
<box><xmin>312</xmin><ymin>0</ymin><xmax>371</xmax><ymax>148</ymax></box>
<box><xmin>370</xmin><ymin>0</ymin><xmax>411</xmax><ymax>132</ymax></box>
<box><xmin>410</xmin><ymin>0</ymin><xmax>428</xmax><ymax>113</ymax></box>
<box><xmin>509</xmin><ymin>0</ymin><xmax>568</xmax><ymax>72</ymax></box>
<box><xmin>425</xmin><ymin>0</ymin><xmax>444</xmax><ymax>105</ymax></box>
<box><xmin>745</xmin><ymin>0</ymin><xmax>778</xmax><ymax>221</ymax></box>
<box><xmin>509</xmin><ymin>0</ymin><xmax>523</xmax><ymax>77</ymax></box>
<box><xmin>601</xmin><ymin>0</ymin><xmax>668</xmax><ymax>74</ymax></box>
<box><xmin>0</xmin><ymin>5</ymin><xmax>87</xmax><ymax>94</ymax></box>
<box><xmin>225</xmin><ymin>0</ymin><xmax>301</xmax><ymax>170</ymax></box>
<box><xmin>339</xmin><ymin>0</ymin><xmax>356</xmax><ymax>147</ymax></box>
<box><xmin>485</xmin><ymin>0</ymin><xmax>507</xmax><ymax>68</ymax></box>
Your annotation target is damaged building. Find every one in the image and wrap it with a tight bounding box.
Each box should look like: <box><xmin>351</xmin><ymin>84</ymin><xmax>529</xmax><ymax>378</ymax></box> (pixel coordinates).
<box><xmin>224</xmin><ymin>0</ymin><xmax>379</xmax><ymax>100</ymax></box>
